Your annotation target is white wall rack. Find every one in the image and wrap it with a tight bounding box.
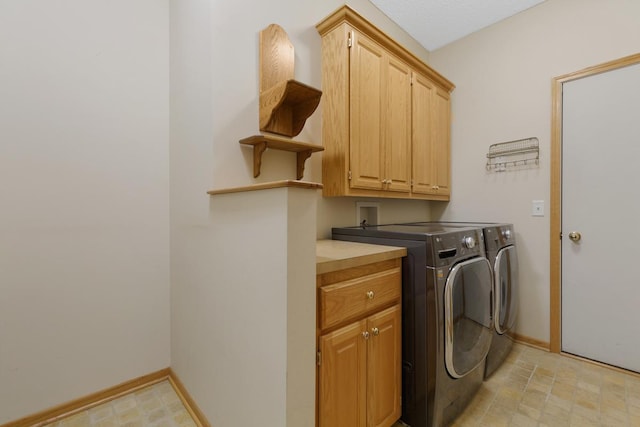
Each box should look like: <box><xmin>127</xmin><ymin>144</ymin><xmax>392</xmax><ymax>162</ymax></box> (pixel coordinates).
<box><xmin>486</xmin><ymin>137</ymin><xmax>539</xmax><ymax>172</ymax></box>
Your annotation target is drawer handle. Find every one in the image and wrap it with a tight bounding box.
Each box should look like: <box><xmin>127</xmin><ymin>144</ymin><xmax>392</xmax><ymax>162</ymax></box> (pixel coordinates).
<box><xmin>371</xmin><ymin>327</ymin><xmax>379</xmax><ymax>336</ymax></box>
<box><xmin>366</xmin><ymin>291</ymin><xmax>375</xmax><ymax>300</ymax></box>
<box><xmin>362</xmin><ymin>331</ymin><xmax>370</xmax><ymax>340</ymax></box>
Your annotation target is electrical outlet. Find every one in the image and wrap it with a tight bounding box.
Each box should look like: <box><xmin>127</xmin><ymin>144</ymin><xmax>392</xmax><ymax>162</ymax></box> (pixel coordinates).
<box><xmin>532</xmin><ymin>200</ymin><xmax>544</xmax><ymax>217</ymax></box>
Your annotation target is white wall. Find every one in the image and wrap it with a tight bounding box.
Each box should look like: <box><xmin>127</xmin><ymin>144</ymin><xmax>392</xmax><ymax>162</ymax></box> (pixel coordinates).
<box><xmin>170</xmin><ymin>0</ymin><xmax>435</xmax><ymax>424</ymax></box>
<box><xmin>429</xmin><ymin>0</ymin><xmax>640</xmax><ymax>343</ymax></box>
<box><xmin>171</xmin><ymin>187</ymin><xmax>317</xmax><ymax>426</ymax></box>
<box><xmin>0</xmin><ymin>1</ymin><xmax>170</xmax><ymax>422</ymax></box>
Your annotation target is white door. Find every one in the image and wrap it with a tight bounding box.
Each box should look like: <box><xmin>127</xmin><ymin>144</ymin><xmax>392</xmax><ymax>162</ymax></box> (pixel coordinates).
<box><xmin>562</xmin><ymin>61</ymin><xmax>640</xmax><ymax>372</ymax></box>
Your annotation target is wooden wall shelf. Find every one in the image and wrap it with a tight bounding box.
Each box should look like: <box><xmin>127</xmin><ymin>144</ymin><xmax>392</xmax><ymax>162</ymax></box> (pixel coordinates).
<box><xmin>240</xmin><ymin>134</ymin><xmax>324</xmax><ymax>180</ymax></box>
<box><xmin>259</xmin><ymin>24</ymin><xmax>322</xmax><ymax>137</ymax></box>
<box><xmin>208</xmin><ymin>180</ymin><xmax>323</xmax><ymax>196</ymax></box>
<box><xmin>259</xmin><ymin>80</ymin><xmax>322</xmax><ymax>137</ymax></box>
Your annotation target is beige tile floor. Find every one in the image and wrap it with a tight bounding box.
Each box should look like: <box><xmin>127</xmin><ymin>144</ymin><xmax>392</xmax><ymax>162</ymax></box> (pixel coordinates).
<box><xmin>43</xmin><ymin>380</ymin><xmax>197</xmax><ymax>427</ymax></box>
<box><xmin>397</xmin><ymin>343</ymin><xmax>640</xmax><ymax>427</ymax></box>
<box><xmin>42</xmin><ymin>343</ymin><xmax>640</xmax><ymax>427</ymax></box>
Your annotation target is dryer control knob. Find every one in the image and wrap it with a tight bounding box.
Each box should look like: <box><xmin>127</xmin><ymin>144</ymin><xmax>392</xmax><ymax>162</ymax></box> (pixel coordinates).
<box><xmin>462</xmin><ymin>236</ymin><xmax>476</xmax><ymax>249</ymax></box>
<box><xmin>502</xmin><ymin>229</ymin><xmax>512</xmax><ymax>240</ymax></box>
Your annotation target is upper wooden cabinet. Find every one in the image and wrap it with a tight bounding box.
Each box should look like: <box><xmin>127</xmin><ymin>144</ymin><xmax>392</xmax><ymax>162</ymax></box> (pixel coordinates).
<box><xmin>350</xmin><ymin>31</ymin><xmax>412</xmax><ymax>194</ymax></box>
<box><xmin>316</xmin><ymin>6</ymin><xmax>455</xmax><ymax>201</ymax></box>
<box><xmin>411</xmin><ymin>74</ymin><xmax>451</xmax><ymax>197</ymax></box>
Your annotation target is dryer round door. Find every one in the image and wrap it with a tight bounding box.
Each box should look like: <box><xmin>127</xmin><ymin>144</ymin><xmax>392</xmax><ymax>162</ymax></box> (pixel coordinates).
<box><xmin>444</xmin><ymin>257</ymin><xmax>493</xmax><ymax>379</ymax></box>
<box><xmin>494</xmin><ymin>245</ymin><xmax>519</xmax><ymax>334</ymax></box>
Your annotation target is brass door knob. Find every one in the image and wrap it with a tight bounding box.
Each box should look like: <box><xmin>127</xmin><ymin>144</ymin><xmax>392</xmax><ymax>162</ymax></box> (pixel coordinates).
<box><xmin>568</xmin><ymin>231</ymin><xmax>582</xmax><ymax>242</ymax></box>
<box><xmin>371</xmin><ymin>327</ymin><xmax>379</xmax><ymax>336</ymax></box>
<box><xmin>366</xmin><ymin>291</ymin><xmax>375</xmax><ymax>300</ymax></box>
<box><xmin>362</xmin><ymin>331</ymin><xmax>370</xmax><ymax>340</ymax></box>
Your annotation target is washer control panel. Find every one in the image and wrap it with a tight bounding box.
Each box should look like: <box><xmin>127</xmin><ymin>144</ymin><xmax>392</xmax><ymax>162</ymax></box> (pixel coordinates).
<box><xmin>462</xmin><ymin>235</ymin><xmax>476</xmax><ymax>249</ymax></box>
<box><xmin>483</xmin><ymin>224</ymin><xmax>516</xmax><ymax>253</ymax></box>
<box><xmin>433</xmin><ymin>229</ymin><xmax>484</xmax><ymax>267</ymax></box>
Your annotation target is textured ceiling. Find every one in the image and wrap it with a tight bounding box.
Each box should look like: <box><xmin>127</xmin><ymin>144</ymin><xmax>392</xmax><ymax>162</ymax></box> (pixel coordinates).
<box><xmin>369</xmin><ymin>0</ymin><xmax>546</xmax><ymax>51</ymax></box>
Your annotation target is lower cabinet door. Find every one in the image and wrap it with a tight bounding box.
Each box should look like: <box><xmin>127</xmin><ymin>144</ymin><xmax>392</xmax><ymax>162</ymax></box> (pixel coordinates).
<box><xmin>367</xmin><ymin>304</ymin><xmax>402</xmax><ymax>427</ymax></box>
<box><xmin>319</xmin><ymin>319</ymin><xmax>367</xmax><ymax>427</ymax></box>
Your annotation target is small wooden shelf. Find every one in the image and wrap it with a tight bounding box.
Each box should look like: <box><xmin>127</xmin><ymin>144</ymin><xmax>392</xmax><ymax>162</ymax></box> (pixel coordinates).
<box><xmin>240</xmin><ymin>134</ymin><xmax>324</xmax><ymax>180</ymax></box>
<box><xmin>259</xmin><ymin>80</ymin><xmax>322</xmax><ymax>137</ymax></box>
<box><xmin>208</xmin><ymin>180</ymin><xmax>323</xmax><ymax>196</ymax></box>
<box><xmin>259</xmin><ymin>23</ymin><xmax>322</xmax><ymax>137</ymax></box>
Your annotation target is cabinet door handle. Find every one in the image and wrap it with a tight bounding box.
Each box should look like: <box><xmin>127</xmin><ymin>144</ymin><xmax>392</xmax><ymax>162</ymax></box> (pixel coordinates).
<box><xmin>362</xmin><ymin>331</ymin><xmax>370</xmax><ymax>340</ymax></box>
<box><xmin>371</xmin><ymin>327</ymin><xmax>379</xmax><ymax>336</ymax></box>
<box><xmin>366</xmin><ymin>290</ymin><xmax>375</xmax><ymax>300</ymax></box>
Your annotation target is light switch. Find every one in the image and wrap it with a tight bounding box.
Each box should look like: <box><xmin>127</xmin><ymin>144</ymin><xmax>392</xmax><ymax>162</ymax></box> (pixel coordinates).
<box><xmin>532</xmin><ymin>200</ymin><xmax>544</xmax><ymax>217</ymax></box>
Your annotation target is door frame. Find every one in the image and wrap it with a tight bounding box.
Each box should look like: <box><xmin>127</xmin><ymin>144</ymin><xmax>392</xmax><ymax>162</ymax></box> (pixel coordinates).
<box><xmin>549</xmin><ymin>52</ymin><xmax>640</xmax><ymax>353</ymax></box>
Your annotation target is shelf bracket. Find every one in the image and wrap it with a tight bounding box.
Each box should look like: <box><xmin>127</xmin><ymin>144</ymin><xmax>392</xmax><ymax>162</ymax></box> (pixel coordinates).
<box><xmin>240</xmin><ymin>134</ymin><xmax>324</xmax><ymax>179</ymax></box>
<box><xmin>296</xmin><ymin>150</ymin><xmax>313</xmax><ymax>180</ymax></box>
<box><xmin>252</xmin><ymin>141</ymin><xmax>268</xmax><ymax>178</ymax></box>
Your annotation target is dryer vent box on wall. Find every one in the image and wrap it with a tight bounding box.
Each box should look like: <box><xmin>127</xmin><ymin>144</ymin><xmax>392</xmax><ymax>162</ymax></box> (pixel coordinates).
<box><xmin>356</xmin><ymin>202</ymin><xmax>380</xmax><ymax>226</ymax></box>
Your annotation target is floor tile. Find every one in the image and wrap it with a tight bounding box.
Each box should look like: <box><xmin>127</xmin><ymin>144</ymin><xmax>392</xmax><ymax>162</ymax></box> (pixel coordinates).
<box><xmin>43</xmin><ymin>380</ymin><xmax>195</xmax><ymax>427</ymax></box>
<box><xmin>395</xmin><ymin>343</ymin><xmax>640</xmax><ymax>426</ymax></box>
<box><xmin>46</xmin><ymin>345</ymin><xmax>640</xmax><ymax>427</ymax></box>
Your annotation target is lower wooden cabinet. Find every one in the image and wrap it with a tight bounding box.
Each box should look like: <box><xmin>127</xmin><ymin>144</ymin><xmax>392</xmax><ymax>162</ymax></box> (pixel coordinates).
<box><xmin>317</xmin><ymin>259</ymin><xmax>402</xmax><ymax>427</ymax></box>
<box><xmin>366</xmin><ymin>305</ymin><xmax>402</xmax><ymax>427</ymax></box>
<box><xmin>319</xmin><ymin>319</ymin><xmax>367</xmax><ymax>427</ymax></box>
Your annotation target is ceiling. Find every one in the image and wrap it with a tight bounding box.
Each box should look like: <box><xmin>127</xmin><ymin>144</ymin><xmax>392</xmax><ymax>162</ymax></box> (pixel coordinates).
<box><xmin>369</xmin><ymin>0</ymin><xmax>547</xmax><ymax>51</ymax></box>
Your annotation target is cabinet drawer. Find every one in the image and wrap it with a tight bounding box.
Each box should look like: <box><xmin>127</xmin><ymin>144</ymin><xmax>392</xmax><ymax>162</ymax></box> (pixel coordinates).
<box><xmin>320</xmin><ymin>267</ymin><xmax>401</xmax><ymax>330</ymax></box>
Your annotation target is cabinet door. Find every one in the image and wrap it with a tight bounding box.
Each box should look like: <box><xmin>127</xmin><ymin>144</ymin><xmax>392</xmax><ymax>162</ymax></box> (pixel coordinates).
<box><xmin>319</xmin><ymin>319</ymin><xmax>367</xmax><ymax>427</ymax></box>
<box><xmin>432</xmin><ymin>87</ymin><xmax>451</xmax><ymax>195</ymax></box>
<box><xmin>350</xmin><ymin>31</ymin><xmax>384</xmax><ymax>191</ymax></box>
<box><xmin>411</xmin><ymin>73</ymin><xmax>451</xmax><ymax>197</ymax></box>
<box><xmin>385</xmin><ymin>56</ymin><xmax>412</xmax><ymax>193</ymax></box>
<box><xmin>411</xmin><ymin>72</ymin><xmax>436</xmax><ymax>194</ymax></box>
<box><xmin>367</xmin><ymin>305</ymin><xmax>402</xmax><ymax>427</ymax></box>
